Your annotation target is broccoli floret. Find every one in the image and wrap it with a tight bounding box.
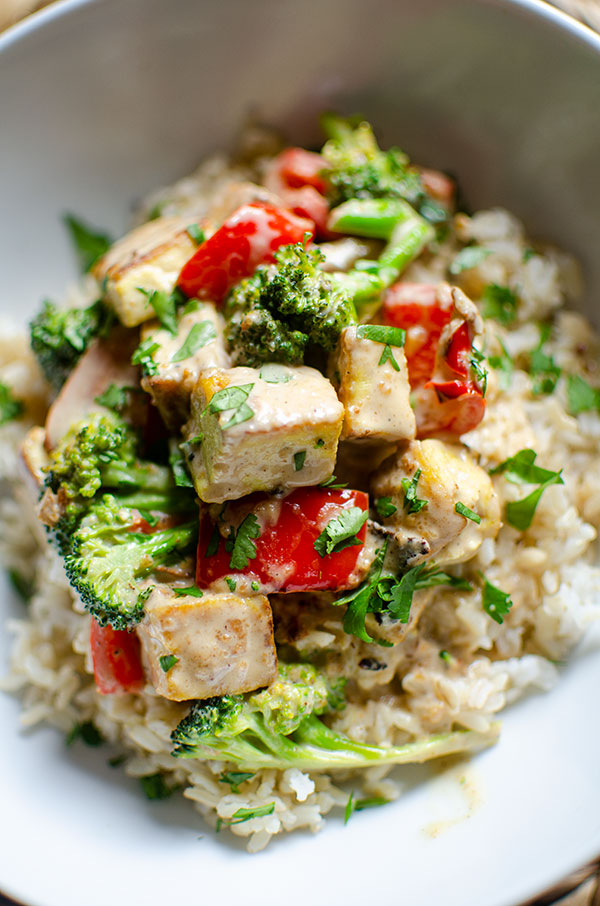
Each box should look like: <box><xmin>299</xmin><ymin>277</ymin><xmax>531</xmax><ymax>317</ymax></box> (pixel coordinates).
<box><xmin>224</xmin><ymin>242</ymin><xmax>355</xmax><ymax>366</ymax></box>
<box><xmin>30</xmin><ymin>299</ymin><xmax>113</xmax><ymax>392</ymax></box>
<box><xmin>321</xmin><ymin>115</ymin><xmax>447</xmax><ymax>225</ymax></box>
<box><xmin>64</xmin><ymin>495</ymin><xmax>197</xmax><ymax>629</ymax></box>
<box><xmin>172</xmin><ymin>662</ymin><xmax>497</xmax><ymax>770</ymax></box>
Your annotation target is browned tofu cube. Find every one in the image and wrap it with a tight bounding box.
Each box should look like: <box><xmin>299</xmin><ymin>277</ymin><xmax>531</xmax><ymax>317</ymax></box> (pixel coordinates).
<box><xmin>136</xmin><ymin>587</ymin><xmax>277</xmax><ymax>701</ymax></box>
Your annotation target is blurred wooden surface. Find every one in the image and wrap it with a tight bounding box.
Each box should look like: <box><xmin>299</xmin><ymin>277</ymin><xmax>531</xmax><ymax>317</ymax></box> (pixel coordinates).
<box><xmin>0</xmin><ymin>0</ymin><xmax>598</xmax><ymax>904</ymax></box>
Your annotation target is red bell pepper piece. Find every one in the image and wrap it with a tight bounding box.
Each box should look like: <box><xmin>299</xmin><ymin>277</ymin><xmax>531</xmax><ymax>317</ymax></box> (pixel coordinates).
<box><xmin>90</xmin><ymin>619</ymin><xmax>145</xmax><ymax>695</ymax></box>
<box><xmin>264</xmin><ymin>149</ymin><xmax>332</xmax><ymax>238</ymax></box>
<box><xmin>444</xmin><ymin>321</ymin><xmax>471</xmax><ymax>377</ymax></box>
<box><xmin>177</xmin><ymin>202</ymin><xmax>314</xmax><ymax>303</ymax></box>
<box><xmin>196</xmin><ymin>487</ymin><xmax>369</xmax><ymax>593</ymax></box>
<box><xmin>383</xmin><ymin>282</ymin><xmax>454</xmax><ymax>385</ymax></box>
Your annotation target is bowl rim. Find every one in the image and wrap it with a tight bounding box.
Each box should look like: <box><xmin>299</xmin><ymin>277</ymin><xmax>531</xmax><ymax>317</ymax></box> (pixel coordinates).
<box><xmin>1</xmin><ymin>0</ymin><xmax>600</xmax><ymax>57</ymax></box>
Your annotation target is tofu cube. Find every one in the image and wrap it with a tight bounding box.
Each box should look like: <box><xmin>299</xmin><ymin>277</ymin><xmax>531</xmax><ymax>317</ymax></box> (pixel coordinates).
<box><xmin>140</xmin><ymin>302</ymin><xmax>230</xmax><ymax>430</ymax></box>
<box><xmin>94</xmin><ymin>216</ymin><xmax>198</xmax><ymax>327</ymax></box>
<box><xmin>184</xmin><ymin>364</ymin><xmax>343</xmax><ymax>503</ymax></box>
<box><xmin>136</xmin><ymin>587</ymin><xmax>278</xmax><ymax>701</ymax></box>
<box><xmin>332</xmin><ymin>326</ymin><xmax>416</xmax><ymax>443</ymax></box>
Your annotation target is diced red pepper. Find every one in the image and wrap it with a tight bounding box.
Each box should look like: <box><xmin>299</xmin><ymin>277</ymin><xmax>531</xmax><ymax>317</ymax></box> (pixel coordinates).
<box><xmin>264</xmin><ymin>149</ymin><xmax>332</xmax><ymax>238</ymax></box>
<box><xmin>445</xmin><ymin>321</ymin><xmax>472</xmax><ymax>377</ymax></box>
<box><xmin>177</xmin><ymin>202</ymin><xmax>314</xmax><ymax>304</ymax></box>
<box><xmin>196</xmin><ymin>487</ymin><xmax>369</xmax><ymax>593</ymax></box>
<box><xmin>383</xmin><ymin>282</ymin><xmax>453</xmax><ymax>385</ymax></box>
<box><xmin>412</xmin><ymin>385</ymin><xmax>486</xmax><ymax>437</ymax></box>
<box><xmin>90</xmin><ymin>619</ymin><xmax>145</xmax><ymax>695</ymax></box>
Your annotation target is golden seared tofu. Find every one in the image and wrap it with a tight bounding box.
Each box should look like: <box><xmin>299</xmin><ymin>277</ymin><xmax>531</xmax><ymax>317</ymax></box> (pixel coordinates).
<box><xmin>94</xmin><ymin>216</ymin><xmax>198</xmax><ymax>327</ymax></box>
<box><xmin>140</xmin><ymin>301</ymin><xmax>230</xmax><ymax>430</ymax></box>
<box><xmin>332</xmin><ymin>325</ymin><xmax>416</xmax><ymax>443</ymax></box>
<box><xmin>137</xmin><ymin>587</ymin><xmax>278</xmax><ymax>701</ymax></box>
<box><xmin>372</xmin><ymin>438</ymin><xmax>501</xmax><ymax>568</ymax></box>
<box><xmin>183</xmin><ymin>364</ymin><xmax>343</xmax><ymax>503</ymax></box>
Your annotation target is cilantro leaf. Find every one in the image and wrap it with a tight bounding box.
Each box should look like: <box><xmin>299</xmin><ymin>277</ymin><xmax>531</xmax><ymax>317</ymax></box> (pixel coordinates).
<box><xmin>313</xmin><ymin>507</ymin><xmax>368</xmax><ymax>557</ymax></box>
<box><xmin>159</xmin><ymin>654</ymin><xmax>179</xmax><ymax>673</ymax></box>
<box><xmin>186</xmin><ymin>223</ymin><xmax>205</xmax><ymax>245</ymax></box>
<box><xmin>378</xmin><ymin>344</ymin><xmax>401</xmax><ymax>371</ymax></box>
<box><xmin>356</xmin><ymin>324</ymin><xmax>406</xmax><ymax>347</ymax></box>
<box><xmin>168</xmin><ymin>441</ymin><xmax>194</xmax><ymax>488</ymax></box>
<box><xmin>481</xmin><ymin>575</ymin><xmax>513</xmax><ymax>624</ymax></box>
<box><xmin>344</xmin><ymin>792</ymin><xmax>389</xmax><ymax>824</ymax></box>
<box><xmin>470</xmin><ymin>347</ymin><xmax>488</xmax><ymax>397</ymax></box>
<box><xmin>488</xmin><ymin>340</ymin><xmax>514</xmax><ymax>390</ymax></box>
<box><xmin>0</xmin><ymin>381</ymin><xmax>24</xmax><ymax>426</ymax></box>
<box><xmin>137</xmin><ymin>288</ymin><xmax>179</xmax><ymax>335</ymax></box>
<box><xmin>8</xmin><ymin>568</ymin><xmax>35</xmax><ymax>603</ymax></box>
<box><xmin>228</xmin><ymin>513</ymin><xmax>261</xmax><ymax>570</ymax></box>
<box><xmin>529</xmin><ymin>326</ymin><xmax>560</xmax><ymax>395</ymax></box>
<box><xmin>171</xmin><ymin>321</ymin><xmax>217</xmax><ymax>363</ymax></box>
<box><xmin>95</xmin><ymin>383</ymin><xmax>130</xmax><ymax>413</ymax></box>
<box><xmin>64</xmin><ymin>214</ymin><xmax>112</xmax><ymax>272</ymax></box>
<box><xmin>173</xmin><ymin>586</ymin><xmax>204</xmax><ymax>598</ymax></box>
<box><xmin>491</xmin><ymin>449</ymin><xmax>564</xmax><ymax>530</ymax></box>
<box><xmin>481</xmin><ymin>283</ymin><xmax>518</xmax><ymax>325</ymax></box>
<box><xmin>206</xmin><ymin>383</ymin><xmax>255</xmax><ymax>430</ymax></box>
<box><xmin>416</xmin><ymin>569</ymin><xmax>472</xmax><ymax>592</ymax></box>
<box><xmin>401</xmin><ymin>469</ymin><xmax>428</xmax><ymax>514</ymax></box>
<box><xmin>385</xmin><ymin>564</ymin><xmax>425</xmax><ymax>622</ymax></box>
<box><xmin>375</xmin><ymin>496</ymin><xmax>397</xmax><ymax>518</ymax></box>
<box><xmin>449</xmin><ymin>246</ymin><xmax>491</xmax><ymax>275</ymax></box>
<box><xmin>139</xmin><ymin>773</ymin><xmax>178</xmax><ymax>801</ymax></box>
<box><xmin>455</xmin><ymin>501</ymin><xmax>481</xmax><ymax>524</ymax></box>
<box><xmin>131</xmin><ymin>337</ymin><xmax>160</xmax><ymax>376</ymax></box>
<box><xmin>218</xmin><ymin>771</ymin><xmax>255</xmax><ymax>794</ymax></box>
<box><xmin>216</xmin><ymin>803</ymin><xmax>275</xmax><ymax>830</ymax></box>
<box><xmin>294</xmin><ymin>450</ymin><xmax>306</xmax><ymax>471</ymax></box>
<box><xmin>567</xmin><ymin>374</ymin><xmax>600</xmax><ymax>415</ymax></box>
<box><xmin>320</xmin><ymin>475</ymin><xmax>348</xmax><ymax>489</ymax></box>
<box><xmin>66</xmin><ymin>720</ymin><xmax>104</xmax><ymax>747</ymax></box>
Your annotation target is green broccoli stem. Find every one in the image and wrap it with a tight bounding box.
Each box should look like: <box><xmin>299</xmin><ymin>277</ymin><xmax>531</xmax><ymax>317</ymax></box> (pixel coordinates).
<box><xmin>328</xmin><ymin>197</ymin><xmax>417</xmax><ymax>240</ymax></box>
<box><xmin>174</xmin><ymin>712</ymin><xmax>499</xmax><ymax>771</ymax></box>
<box><xmin>101</xmin><ymin>459</ymin><xmax>175</xmax><ymax>491</ymax></box>
<box><xmin>116</xmin><ymin>488</ymin><xmax>195</xmax><ymax>514</ymax></box>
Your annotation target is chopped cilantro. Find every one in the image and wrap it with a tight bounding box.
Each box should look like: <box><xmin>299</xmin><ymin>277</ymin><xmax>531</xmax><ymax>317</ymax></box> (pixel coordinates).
<box><xmin>522</xmin><ymin>247</ymin><xmax>536</xmax><ymax>262</ymax></box>
<box><xmin>375</xmin><ymin>496</ymin><xmax>397</xmax><ymax>518</ymax></box>
<box><xmin>481</xmin><ymin>283</ymin><xmax>518</xmax><ymax>325</ymax></box>
<box><xmin>313</xmin><ymin>507</ymin><xmax>368</xmax><ymax>558</ymax></box>
<box><xmin>227</xmin><ymin>513</ymin><xmax>261</xmax><ymax>570</ymax></box>
<box><xmin>168</xmin><ymin>442</ymin><xmax>193</xmax><ymax>488</ymax></box>
<box><xmin>139</xmin><ymin>773</ymin><xmax>177</xmax><ymax>801</ymax></box>
<box><xmin>529</xmin><ymin>325</ymin><xmax>560</xmax><ymax>395</ymax></box>
<box><xmin>490</xmin><ymin>449</ymin><xmax>564</xmax><ymax>530</ymax></box>
<box><xmin>449</xmin><ymin>246</ymin><xmax>491</xmax><ymax>275</ymax></box>
<box><xmin>137</xmin><ymin>509</ymin><xmax>159</xmax><ymax>527</ymax></box>
<box><xmin>344</xmin><ymin>792</ymin><xmax>389</xmax><ymax>824</ymax></box>
<box><xmin>186</xmin><ymin>223</ymin><xmax>205</xmax><ymax>245</ymax></box>
<box><xmin>174</xmin><ymin>586</ymin><xmax>204</xmax><ymax>598</ymax></box>
<box><xmin>64</xmin><ymin>214</ymin><xmax>112</xmax><ymax>272</ymax></box>
<box><xmin>159</xmin><ymin>654</ymin><xmax>179</xmax><ymax>673</ymax></box>
<box><xmin>216</xmin><ymin>803</ymin><xmax>275</xmax><ymax>831</ymax></box>
<box><xmin>488</xmin><ymin>340</ymin><xmax>514</xmax><ymax>391</ymax></box>
<box><xmin>0</xmin><ymin>381</ymin><xmax>24</xmax><ymax>426</ymax></box>
<box><xmin>481</xmin><ymin>575</ymin><xmax>513</xmax><ymax>624</ymax></box>
<box><xmin>107</xmin><ymin>754</ymin><xmax>127</xmax><ymax>768</ymax></box>
<box><xmin>94</xmin><ymin>383</ymin><xmax>130</xmax><ymax>413</ymax></box>
<box><xmin>439</xmin><ymin>649</ymin><xmax>452</xmax><ymax>663</ymax></box>
<box><xmin>66</xmin><ymin>720</ymin><xmax>104</xmax><ymax>747</ymax></box>
<box><xmin>470</xmin><ymin>347</ymin><xmax>488</xmax><ymax>396</ymax></box>
<box><xmin>378</xmin><ymin>344</ymin><xmax>401</xmax><ymax>371</ymax></box>
<box><xmin>205</xmin><ymin>383</ymin><xmax>254</xmax><ymax>430</ymax></box>
<box><xmin>131</xmin><ymin>337</ymin><xmax>160</xmax><ymax>376</ymax></box>
<box><xmin>401</xmin><ymin>469</ymin><xmax>428</xmax><ymax>515</ymax></box>
<box><xmin>251</xmin><ymin>581</ymin><xmax>260</xmax><ymax>592</ymax></box>
<box><xmin>137</xmin><ymin>287</ymin><xmax>179</xmax><ymax>335</ymax></box>
<box><xmin>455</xmin><ymin>501</ymin><xmax>481</xmax><ymax>524</ymax></box>
<box><xmin>567</xmin><ymin>374</ymin><xmax>600</xmax><ymax>415</ymax></box>
<box><xmin>356</xmin><ymin>324</ymin><xmax>406</xmax><ymax>347</ymax></box>
<box><xmin>294</xmin><ymin>450</ymin><xmax>306</xmax><ymax>471</ymax></box>
<box><xmin>218</xmin><ymin>771</ymin><xmax>255</xmax><ymax>793</ymax></box>
<box><xmin>171</xmin><ymin>321</ymin><xmax>217</xmax><ymax>363</ymax></box>
<box><xmin>315</xmin><ymin>438</ymin><xmax>325</xmax><ymax>448</ymax></box>
<box><xmin>259</xmin><ymin>364</ymin><xmax>293</xmax><ymax>383</ymax></box>
<box><xmin>320</xmin><ymin>475</ymin><xmax>348</xmax><ymax>489</ymax></box>
<box><xmin>225</xmin><ymin>576</ymin><xmax>237</xmax><ymax>592</ymax></box>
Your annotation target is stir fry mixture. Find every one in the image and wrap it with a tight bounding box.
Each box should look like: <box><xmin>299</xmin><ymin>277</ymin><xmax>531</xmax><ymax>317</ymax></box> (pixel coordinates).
<box><xmin>2</xmin><ymin>115</ymin><xmax>599</xmax><ymax>840</ymax></box>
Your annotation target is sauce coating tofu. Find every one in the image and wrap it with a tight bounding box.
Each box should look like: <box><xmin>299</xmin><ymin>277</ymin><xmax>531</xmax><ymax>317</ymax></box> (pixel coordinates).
<box><xmin>140</xmin><ymin>302</ymin><xmax>230</xmax><ymax>430</ymax></box>
<box><xmin>136</xmin><ymin>588</ymin><xmax>277</xmax><ymax>701</ymax></box>
<box><xmin>94</xmin><ymin>216</ymin><xmax>198</xmax><ymax>327</ymax></box>
<box><xmin>371</xmin><ymin>439</ymin><xmax>501</xmax><ymax>568</ymax></box>
<box><xmin>183</xmin><ymin>365</ymin><xmax>343</xmax><ymax>503</ymax></box>
<box><xmin>332</xmin><ymin>325</ymin><xmax>416</xmax><ymax>443</ymax></box>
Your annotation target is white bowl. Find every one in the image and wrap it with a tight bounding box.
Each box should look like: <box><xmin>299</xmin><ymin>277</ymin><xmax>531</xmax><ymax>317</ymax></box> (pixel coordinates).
<box><xmin>1</xmin><ymin>2</ymin><xmax>599</xmax><ymax>905</ymax></box>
